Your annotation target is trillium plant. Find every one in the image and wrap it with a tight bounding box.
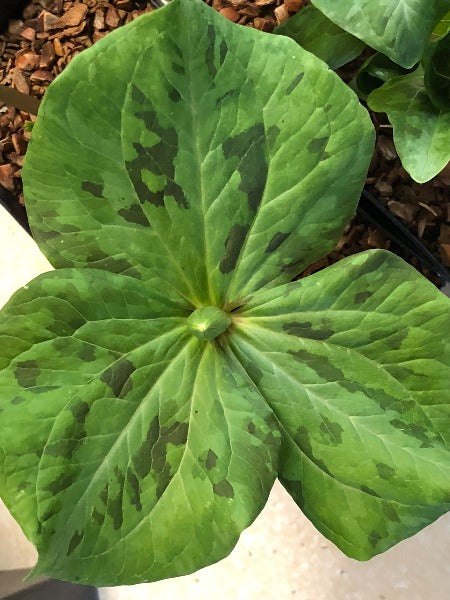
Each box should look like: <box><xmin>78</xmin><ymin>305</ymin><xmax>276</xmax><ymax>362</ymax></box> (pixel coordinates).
<box><xmin>276</xmin><ymin>0</ymin><xmax>450</xmax><ymax>183</ymax></box>
<box><xmin>0</xmin><ymin>0</ymin><xmax>449</xmax><ymax>587</ymax></box>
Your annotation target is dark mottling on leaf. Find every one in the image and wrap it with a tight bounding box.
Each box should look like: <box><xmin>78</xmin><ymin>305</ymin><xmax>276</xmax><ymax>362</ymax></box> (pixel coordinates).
<box><xmin>296</xmin><ymin>426</ymin><xmax>331</xmax><ymax>475</ymax></box>
<box><xmin>368</xmin><ymin>530</ymin><xmax>382</xmax><ymax>547</ymax></box>
<box><xmin>360</xmin><ymin>485</ymin><xmax>380</xmax><ymax>497</ymax></box>
<box><xmin>205</xmin><ymin>449</ymin><xmax>218</xmax><ymax>470</ymax></box>
<box><xmin>78</xmin><ymin>343</ymin><xmax>96</xmax><ymax>362</ymax></box>
<box><xmin>45</xmin><ymin>472</ymin><xmax>75</xmax><ymax>496</ymax></box>
<box><xmin>127</xmin><ymin>469</ymin><xmax>142</xmax><ymax>511</ymax></box>
<box><xmin>389</xmin><ymin>419</ymin><xmax>434</xmax><ymax>448</ymax></box>
<box><xmin>101</xmin><ymin>358</ymin><xmax>135</xmax><ymax>398</ymax></box>
<box><xmin>118</xmin><ymin>204</ymin><xmax>150</xmax><ymax>227</ymax></box>
<box><xmin>133</xmin><ymin>415</ymin><xmax>159</xmax><ymax>479</ymax></box>
<box><xmin>126</xmin><ymin>85</ymin><xmax>189</xmax><ymax>209</ymax></box>
<box><xmin>286</xmin><ymin>72</ymin><xmax>304</xmax><ymax>95</ymax></box>
<box><xmin>69</xmin><ymin>400</ymin><xmax>90</xmax><ymax>423</ymax></box>
<box><xmin>266</xmin><ymin>232</ymin><xmax>290</xmax><ymax>253</ymax></box>
<box><xmin>99</xmin><ymin>484</ymin><xmax>108</xmax><ymax>506</ymax></box>
<box><xmin>222</xmin><ymin>123</ymin><xmax>267</xmax><ymax>213</ymax></box>
<box><xmin>384</xmin><ymin>328</ymin><xmax>409</xmax><ymax>350</ymax></box>
<box><xmin>289</xmin><ymin>349</ymin><xmax>344</xmax><ymax>382</ymax></box>
<box><xmin>92</xmin><ymin>507</ymin><xmax>105</xmax><ymax>526</ymax></box>
<box><xmin>205</xmin><ymin>23</ymin><xmax>216</xmax><ymax>78</ymax></box>
<box><xmin>213</xmin><ymin>479</ymin><xmax>234</xmax><ymax>498</ymax></box>
<box><xmin>247</xmin><ymin>422</ymin><xmax>256</xmax><ymax>435</ymax></box>
<box><xmin>219</xmin><ymin>224</ymin><xmax>250</xmax><ymax>274</ymax></box>
<box><xmin>376</xmin><ymin>462</ymin><xmax>395</xmax><ymax>480</ymax></box>
<box><xmin>167</xmin><ymin>39</ymin><xmax>182</xmax><ymax>60</ymax></box>
<box><xmin>354</xmin><ymin>291</ymin><xmax>373</xmax><ymax>304</ymax></box>
<box><xmin>216</xmin><ymin>88</ymin><xmax>238</xmax><ymax>105</ymax></box>
<box><xmin>266</xmin><ymin>124</ymin><xmax>281</xmax><ymax>146</ymax></box>
<box><xmin>307</xmin><ymin>137</ymin><xmax>329</xmax><ymax>154</ymax></box>
<box><xmin>219</xmin><ymin>39</ymin><xmax>228</xmax><ymax>64</ymax></box>
<box><xmin>107</xmin><ymin>467</ymin><xmax>125</xmax><ymax>530</ymax></box>
<box><xmin>81</xmin><ymin>181</ymin><xmax>103</xmax><ymax>198</ymax></box>
<box><xmin>383</xmin><ymin>503</ymin><xmax>401</xmax><ymax>522</ymax></box>
<box><xmin>319</xmin><ymin>416</ymin><xmax>344</xmax><ymax>445</ymax></box>
<box><xmin>11</xmin><ymin>396</ymin><xmax>25</xmax><ymax>405</ymax></box>
<box><xmin>15</xmin><ymin>360</ymin><xmax>39</xmax><ymax>388</ymax></box>
<box><xmin>67</xmin><ymin>530</ymin><xmax>83</xmax><ymax>556</ymax></box>
<box><xmin>283</xmin><ymin>321</ymin><xmax>334</xmax><ymax>341</ymax></box>
<box><xmin>172</xmin><ymin>61</ymin><xmax>185</xmax><ymax>75</ymax></box>
<box><xmin>168</xmin><ymin>85</ymin><xmax>181</xmax><ymax>103</ymax></box>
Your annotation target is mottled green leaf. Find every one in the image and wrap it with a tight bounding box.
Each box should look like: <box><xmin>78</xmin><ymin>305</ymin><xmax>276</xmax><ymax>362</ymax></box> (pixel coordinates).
<box><xmin>230</xmin><ymin>250</ymin><xmax>450</xmax><ymax>559</ymax></box>
<box><xmin>275</xmin><ymin>5</ymin><xmax>365</xmax><ymax>69</ymax></box>
<box><xmin>311</xmin><ymin>0</ymin><xmax>450</xmax><ymax>67</ymax></box>
<box><xmin>424</xmin><ymin>33</ymin><xmax>450</xmax><ymax>110</ymax></box>
<box><xmin>0</xmin><ymin>269</ymin><xmax>279</xmax><ymax>584</ymax></box>
<box><xmin>1</xmin><ymin>0</ymin><xmax>448</xmax><ymax>588</ymax></box>
<box><xmin>368</xmin><ymin>67</ymin><xmax>450</xmax><ymax>182</ymax></box>
<box><xmin>23</xmin><ymin>0</ymin><xmax>373</xmax><ymax>308</ymax></box>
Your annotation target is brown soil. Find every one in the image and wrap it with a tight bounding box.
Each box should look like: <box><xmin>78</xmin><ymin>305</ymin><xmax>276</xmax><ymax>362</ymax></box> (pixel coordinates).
<box><xmin>1</xmin><ymin>0</ymin><xmax>449</xmax><ymax>286</ymax></box>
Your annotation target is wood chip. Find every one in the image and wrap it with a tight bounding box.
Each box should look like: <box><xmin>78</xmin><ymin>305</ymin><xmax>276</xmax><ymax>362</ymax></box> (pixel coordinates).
<box><xmin>219</xmin><ymin>7</ymin><xmax>240</xmax><ymax>22</ymax></box>
<box><xmin>0</xmin><ymin>163</ymin><xmax>15</xmax><ymax>191</ymax></box>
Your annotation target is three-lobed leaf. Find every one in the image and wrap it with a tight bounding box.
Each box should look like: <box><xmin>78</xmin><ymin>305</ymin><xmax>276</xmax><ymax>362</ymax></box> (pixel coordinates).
<box><xmin>368</xmin><ymin>67</ymin><xmax>450</xmax><ymax>182</ymax></box>
<box><xmin>311</xmin><ymin>0</ymin><xmax>450</xmax><ymax>67</ymax></box>
<box><xmin>0</xmin><ymin>0</ymin><xmax>449</xmax><ymax>587</ymax></box>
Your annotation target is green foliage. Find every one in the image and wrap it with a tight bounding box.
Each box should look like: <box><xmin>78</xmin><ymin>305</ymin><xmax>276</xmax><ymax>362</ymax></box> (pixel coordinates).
<box><xmin>275</xmin><ymin>4</ymin><xmax>364</xmax><ymax>69</ymax></box>
<box><xmin>368</xmin><ymin>67</ymin><xmax>450</xmax><ymax>182</ymax></box>
<box><xmin>311</xmin><ymin>0</ymin><xmax>450</xmax><ymax>67</ymax></box>
<box><xmin>0</xmin><ymin>0</ymin><xmax>449</xmax><ymax>587</ymax></box>
<box><xmin>424</xmin><ymin>33</ymin><xmax>450</xmax><ymax>110</ymax></box>
<box><xmin>350</xmin><ymin>52</ymin><xmax>412</xmax><ymax>99</ymax></box>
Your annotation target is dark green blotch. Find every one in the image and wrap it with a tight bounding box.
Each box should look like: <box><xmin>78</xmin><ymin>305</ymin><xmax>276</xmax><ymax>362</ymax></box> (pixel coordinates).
<box><xmin>267</xmin><ymin>124</ymin><xmax>281</xmax><ymax>146</ymax></box>
<box><xmin>283</xmin><ymin>321</ymin><xmax>334</xmax><ymax>341</ymax></box>
<box><xmin>383</xmin><ymin>503</ymin><xmax>401</xmax><ymax>522</ymax></box>
<box><xmin>205</xmin><ymin>23</ymin><xmax>217</xmax><ymax>78</ymax></box>
<box><xmin>296</xmin><ymin>426</ymin><xmax>331</xmax><ymax>475</ymax></box>
<box><xmin>45</xmin><ymin>472</ymin><xmax>75</xmax><ymax>496</ymax></box>
<box><xmin>101</xmin><ymin>358</ymin><xmax>135</xmax><ymax>398</ymax></box>
<box><xmin>81</xmin><ymin>181</ymin><xmax>103</xmax><ymax>198</ymax></box>
<box><xmin>360</xmin><ymin>485</ymin><xmax>380</xmax><ymax>497</ymax></box>
<box><xmin>390</xmin><ymin>419</ymin><xmax>434</xmax><ymax>448</ymax></box>
<box><xmin>219</xmin><ymin>224</ymin><xmax>249</xmax><ymax>274</ymax></box>
<box><xmin>99</xmin><ymin>484</ymin><xmax>108</xmax><ymax>506</ymax></box>
<box><xmin>15</xmin><ymin>359</ymin><xmax>39</xmax><ymax>388</ymax></box>
<box><xmin>118</xmin><ymin>204</ymin><xmax>150</xmax><ymax>227</ymax></box>
<box><xmin>319</xmin><ymin>416</ymin><xmax>344</xmax><ymax>445</ymax></box>
<box><xmin>133</xmin><ymin>416</ymin><xmax>159</xmax><ymax>479</ymax></box>
<box><xmin>219</xmin><ymin>39</ymin><xmax>228</xmax><ymax>64</ymax></box>
<box><xmin>78</xmin><ymin>343</ymin><xmax>96</xmax><ymax>362</ymax></box>
<box><xmin>289</xmin><ymin>349</ymin><xmax>344</xmax><ymax>382</ymax></box>
<box><xmin>67</xmin><ymin>530</ymin><xmax>83</xmax><ymax>556</ymax></box>
<box><xmin>216</xmin><ymin>88</ymin><xmax>238</xmax><ymax>105</ymax></box>
<box><xmin>107</xmin><ymin>467</ymin><xmax>125</xmax><ymax>530</ymax></box>
<box><xmin>286</xmin><ymin>72</ymin><xmax>304</xmax><ymax>95</ymax></box>
<box><xmin>368</xmin><ymin>530</ymin><xmax>382</xmax><ymax>547</ymax></box>
<box><xmin>222</xmin><ymin>122</ymin><xmax>267</xmax><ymax>213</ymax></box>
<box><xmin>70</xmin><ymin>400</ymin><xmax>90</xmax><ymax>423</ymax></box>
<box><xmin>126</xmin><ymin>85</ymin><xmax>188</xmax><ymax>210</ymax></box>
<box><xmin>92</xmin><ymin>507</ymin><xmax>105</xmax><ymax>526</ymax></box>
<box><xmin>11</xmin><ymin>396</ymin><xmax>25</xmax><ymax>405</ymax></box>
<box><xmin>384</xmin><ymin>328</ymin><xmax>409</xmax><ymax>350</ymax></box>
<box><xmin>354</xmin><ymin>291</ymin><xmax>372</xmax><ymax>304</ymax></box>
<box><xmin>205</xmin><ymin>449</ymin><xmax>218</xmax><ymax>470</ymax></box>
<box><xmin>266</xmin><ymin>232</ymin><xmax>290</xmax><ymax>253</ymax></box>
<box><xmin>172</xmin><ymin>61</ymin><xmax>185</xmax><ymax>75</ymax></box>
<box><xmin>213</xmin><ymin>479</ymin><xmax>234</xmax><ymax>498</ymax></box>
<box><xmin>168</xmin><ymin>85</ymin><xmax>181</xmax><ymax>103</ymax></box>
<box><xmin>127</xmin><ymin>469</ymin><xmax>142</xmax><ymax>512</ymax></box>
<box><xmin>376</xmin><ymin>462</ymin><xmax>395</xmax><ymax>480</ymax></box>
<box><xmin>247</xmin><ymin>422</ymin><xmax>256</xmax><ymax>435</ymax></box>
<box><xmin>307</xmin><ymin>137</ymin><xmax>329</xmax><ymax>154</ymax></box>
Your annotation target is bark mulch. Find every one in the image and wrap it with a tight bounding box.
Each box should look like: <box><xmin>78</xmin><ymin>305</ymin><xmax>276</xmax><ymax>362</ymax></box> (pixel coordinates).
<box><xmin>1</xmin><ymin>0</ymin><xmax>449</xmax><ymax>286</ymax></box>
